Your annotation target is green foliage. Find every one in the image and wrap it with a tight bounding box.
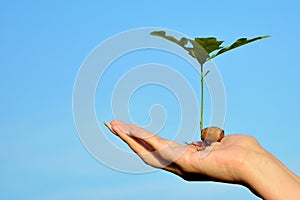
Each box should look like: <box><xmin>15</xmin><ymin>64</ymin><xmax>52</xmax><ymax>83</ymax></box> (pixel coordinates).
<box><xmin>150</xmin><ymin>31</ymin><xmax>188</xmax><ymax>47</ymax></box>
<box><xmin>150</xmin><ymin>31</ymin><xmax>208</xmax><ymax>64</ymax></box>
<box><xmin>194</xmin><ymin>37</ymin><xmax>223</xmax><ymax>54</ymax></box>
<box><xmin>150</xmin><ymin>30</ymin><xmax>269</xmax><ymax>132</ymax></box>
<box><xmin>150</xmin><ymin>31</ymin><xmax>269</xmax><ymax>65</ymax></box>
<box><xmin>210</xmin><ymin>36</ymin><xmax>270</xmax><ymax>59</ymax></box>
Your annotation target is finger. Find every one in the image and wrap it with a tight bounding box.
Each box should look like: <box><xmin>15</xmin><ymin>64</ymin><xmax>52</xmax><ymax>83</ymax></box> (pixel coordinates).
<box><xmin>107</xmin><ymin>121</ymin><xmax>193</xmax><ymax>175</ymax></box>
<box><xmin>128</xmin><ymin>124</ymin><xmax>189</xmax><ymax>163</ymax></box>
<box><xmin>108</xmin><ymin>120</ymin><xmax>177</xmax><ymax>170</ymax></box>
<box><xmin>110</xmin><ymin>120</ymin><xmax>166</xmax><ymax>150</ymax></box>
<box><xmin>104</xmin><ymin>122</ymin><xmax>116</xmax><ymax>134</ymax></box>
<box><xmin>110</xmin><ymin>121</ymin><xmax>188</xmax><ymax>166</ymax></box>
<box><xmin>128</xmin><ymin>124</ymin><xmax>173</xmax><ymax>151</ymax></box>
<box><xmin>108</xmin><ymin>120</ymin><xmax>154</xmax><ymax>154</ymax></box>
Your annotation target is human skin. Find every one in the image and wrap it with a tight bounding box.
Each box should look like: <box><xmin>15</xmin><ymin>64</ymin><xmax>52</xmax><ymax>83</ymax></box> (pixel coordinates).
<box><xmin>105</xmin><ymin>120</ymin><xmax>300</xmax><ymax>199</ymax></box>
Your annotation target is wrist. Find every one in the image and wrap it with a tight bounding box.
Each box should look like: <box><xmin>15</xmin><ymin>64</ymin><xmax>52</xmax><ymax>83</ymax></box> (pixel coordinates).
<box><xmin>241</xmin><ymin>147</ymin><xmax>300</xmax><ymax>199</ymax></box>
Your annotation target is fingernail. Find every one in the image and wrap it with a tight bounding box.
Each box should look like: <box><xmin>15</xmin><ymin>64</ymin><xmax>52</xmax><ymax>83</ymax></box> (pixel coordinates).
<box><xmin>104</xmin><ymin>122</ymin><xmax>116</xmax><ymax>134</ymax></box>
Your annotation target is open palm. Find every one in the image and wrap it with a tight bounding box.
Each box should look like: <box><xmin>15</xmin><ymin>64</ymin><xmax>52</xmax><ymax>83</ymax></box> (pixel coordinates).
<box><xmin>106</xmin><ymin>120</ymin><xmax>262</xmax><ymax>184</ymax></box>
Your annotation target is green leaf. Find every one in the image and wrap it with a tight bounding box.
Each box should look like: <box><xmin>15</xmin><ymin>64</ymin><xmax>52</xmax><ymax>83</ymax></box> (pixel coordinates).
<box><xmin>188</xmin><ymin>39</ymin><xmax>209</xmax><ymax>65</ymax></box>
<box><xmin>195</xmin><ymin>37</ymin><xmax>224</xmax><ymax>54</ymax></box>
<box><xmin>151</xmin><ymin>31</ymin><xmax>209</xmax><ymax>65</ymax></box>
<box><xmin>204</xmin><ymin>70</ymin><xmax>210</xmax><ymax>77</ymax></box>
<box><xmin>150</xmin><ymin>31</ymin><xmax>270</xmax><ymax>66</ymax></box>
<box><xmin>211</xmin><ymin>35</ymin><xmax>270</xmax><ymax>58</ymax></box>
<box><xmin>150</xmin><ymin>31</ymin><xmax>188</xmax><ymax>47</ymax></box>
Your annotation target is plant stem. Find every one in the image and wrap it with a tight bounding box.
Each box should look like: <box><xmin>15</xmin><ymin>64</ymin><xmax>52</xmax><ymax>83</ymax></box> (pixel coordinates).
<box><xmin>200</xmin><ymin>63</ymin><xmax>204</xmax><ymax>132</ymax></box>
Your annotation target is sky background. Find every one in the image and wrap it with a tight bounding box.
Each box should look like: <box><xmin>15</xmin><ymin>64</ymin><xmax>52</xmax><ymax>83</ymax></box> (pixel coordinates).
<box><xmin>1</xmin><ymin>0</ymin><xmax>300</xmax><ymax>199</ymax></box>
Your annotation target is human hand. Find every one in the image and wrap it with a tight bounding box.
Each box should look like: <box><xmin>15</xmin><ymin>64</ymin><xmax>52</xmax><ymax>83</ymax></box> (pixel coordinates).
<box><xmin>104</xmin><ymin>120</ymin><xmax>300</xmax><ymax>199</ymax></box>
<box><xmin>104</xmin><ymin>120</ymin><xmax>261</xmax><ymax>183</ymax></box>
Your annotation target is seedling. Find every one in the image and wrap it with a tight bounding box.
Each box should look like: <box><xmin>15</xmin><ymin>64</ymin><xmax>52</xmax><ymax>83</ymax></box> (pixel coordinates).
<box><xmin>151</xmin><ymin>31</ymin><xmax>269</xmax><ymax>146</ymax></box>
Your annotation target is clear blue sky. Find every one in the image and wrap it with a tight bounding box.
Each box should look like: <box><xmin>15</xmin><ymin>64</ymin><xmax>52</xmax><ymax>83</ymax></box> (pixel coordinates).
<box><xmin>1</xmin><ymin>1</ymin><xmax>300</xmax><ymax>199</ymax></box>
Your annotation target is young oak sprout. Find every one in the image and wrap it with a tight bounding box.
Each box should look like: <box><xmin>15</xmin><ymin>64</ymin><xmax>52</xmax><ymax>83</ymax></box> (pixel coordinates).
<box><xmin>150</xmin><ymin>31</ymin><xmax>269</xmax><ymax>146</ymax></box>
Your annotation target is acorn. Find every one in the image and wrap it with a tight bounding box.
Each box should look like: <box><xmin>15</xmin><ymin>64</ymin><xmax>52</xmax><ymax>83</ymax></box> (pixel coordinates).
<box><xmin>201</xmin><ymin>127</ymin><xmax>224</xmax><ymax>146</ymax></box>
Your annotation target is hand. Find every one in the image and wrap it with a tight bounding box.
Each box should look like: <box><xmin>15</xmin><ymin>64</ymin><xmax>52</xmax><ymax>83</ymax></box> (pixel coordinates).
<box><xmin>105</xmin><ymin>120</ymin><xmax>300</xmax><ymax>199</ymax></box>
<box><xmin>105</xmin><ymin>120</ymin><xmax>259</xmax><ymax>183</ymax></box>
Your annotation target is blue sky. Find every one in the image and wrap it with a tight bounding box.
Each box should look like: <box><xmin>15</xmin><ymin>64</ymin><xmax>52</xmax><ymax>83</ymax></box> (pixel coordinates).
<box><xmin>1</xmin><ymin>0</ymin><xmax>300</xmax><ymax>199</ymax></box>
